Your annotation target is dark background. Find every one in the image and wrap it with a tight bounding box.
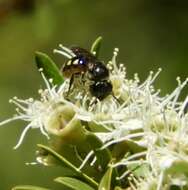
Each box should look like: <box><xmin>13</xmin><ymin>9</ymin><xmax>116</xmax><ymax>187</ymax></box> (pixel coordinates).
<box><xmin>0</xmin><ymin>0</ymin><xmax>187</xmax><ymax>189</ymax></box>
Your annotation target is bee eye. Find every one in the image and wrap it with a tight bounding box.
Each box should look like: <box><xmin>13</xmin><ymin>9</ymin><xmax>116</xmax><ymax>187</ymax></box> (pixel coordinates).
<box><xmin>78</xmin><ymin>57</ymin><xmax>86</xmax><ymax>65</ymax></box>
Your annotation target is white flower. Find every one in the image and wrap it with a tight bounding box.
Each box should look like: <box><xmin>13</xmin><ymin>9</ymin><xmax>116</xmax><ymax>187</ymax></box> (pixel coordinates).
<box><xmin>0</xmin><ymin>45</ymin><xmax>188</xmax><ymax>189</ymax></box>
<box><xmin>0</xmin><ymin>72</ymin><xmax>75</xmax><ymax>149</ymax></box>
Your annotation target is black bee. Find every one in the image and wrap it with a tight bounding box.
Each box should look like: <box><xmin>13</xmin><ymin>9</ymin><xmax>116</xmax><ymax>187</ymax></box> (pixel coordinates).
<box><xmin>55</xmin><ymin>45</ymin><xmax>112</xmax><ymax>100</ymax></box>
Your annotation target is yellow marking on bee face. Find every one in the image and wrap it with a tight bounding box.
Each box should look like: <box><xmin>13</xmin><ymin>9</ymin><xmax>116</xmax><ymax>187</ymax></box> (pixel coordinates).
<box><xmin>67</xmin><ymin>60</ymin><xmax>72</xmax><ymax>66</ymax></box>
<box><xmin>73</xmin><ymin>59</ymin><xmax>79</xmax><ymax>65</ymax></box>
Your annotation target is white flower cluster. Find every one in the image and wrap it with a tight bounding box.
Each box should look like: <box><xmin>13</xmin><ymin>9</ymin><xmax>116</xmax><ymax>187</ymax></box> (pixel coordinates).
<box><xmin>0</xmin><ymin>47</ymin><xmax>188</xmax><ymax>189</ymax></box>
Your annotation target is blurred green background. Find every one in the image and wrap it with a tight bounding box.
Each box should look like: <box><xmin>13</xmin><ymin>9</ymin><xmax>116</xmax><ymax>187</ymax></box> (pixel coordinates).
<box><xmin>0</xmin><ymin>0</ymin><xmax>187</xmax><ymax>189</ymax></box>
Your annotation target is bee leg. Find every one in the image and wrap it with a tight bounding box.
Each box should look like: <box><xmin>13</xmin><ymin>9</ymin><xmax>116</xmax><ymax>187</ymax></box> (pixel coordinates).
<box><xmin>66</xmin><ymin>74</ymin><xmax>74</xmax><ymax>96</ymax></box>
<box><xmin>112</xmin><ymin>94</ymin><xmax>121</xmax><ymax>104</ymax></box>
<box><xmin>89</xmin><ymin>97</ymin><xmax>98</xmax><ymax>107</ymax></box>
<box><xmin>80</xmin><ymin>73</ymin><xmax>86</xmax><ymax>84</ymax></box>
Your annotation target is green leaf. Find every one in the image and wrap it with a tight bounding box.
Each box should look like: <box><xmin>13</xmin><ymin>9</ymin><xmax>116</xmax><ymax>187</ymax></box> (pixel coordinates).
<box><xmin>37</xmin><ymin>144</ymin><xmax>79</xmax><ymax>171</ymax></box>
<box><xmin>85</xmin><ymin>132</ymin><xmax>111</xmax><ymax>171</ymax></box>
<box><xmin>12</xmin><ymin>185</ymin><xmax>50</xmax><ymax>190</ymax></box>
<box><xmin>111</xmin><ymin>140</ymin><xmax>145</xmax><ymax>160</ymax></box>
<box><xmin>128</xmin><ymin>163</ymin><xmax>149</xmax><ymax>178</ymax></box>
<box><xmin>37</xmin><ymin>144</ymin><xmax>98</xmax><ymax>188</ymax></box>
<box><xmin>55</xmin><ymin>177</ymin><xmax>95</xmax><ymax>190</ymax></box>
<box><xmin>35</xmin><ymin>52</ymin><xmax>64</xmax><ymax>85</ymax></box>
<box><xmin>98</xmin><ymin>167</ymin><xmax>113</xmax><ymax>190</ymax></box>
<box><xmin>90</xmin><ymin>36</ymin><xmax>103</xmax><ymax>58</ymax></box>
<box><xmin>114</xmin><ymin>187</ymin><xmax>122</xmax><ymax>190</ymax></box>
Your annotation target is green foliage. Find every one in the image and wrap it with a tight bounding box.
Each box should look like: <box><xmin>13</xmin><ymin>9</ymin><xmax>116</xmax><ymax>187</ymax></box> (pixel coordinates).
<box><xmin>90</xmin><ymin>36</ymin><xmax>103</xmax><ymax>58</ymax></box>
<box><xmin>98</xmin><ymin>167</ymin><xmax>113</xmax><ymax>190</ymax></box>
<box><xmin>85</xmin><ymin>131</ymin><xmax>111</xmax><ymax>171</ymax></box>
<box><xmin>12</xmin><ymin>185</ymin><xmax>50</xmax><ymax>190</ymax></box>
<box><xmin>37</xmin><ymin>144</ymin><xmax>98</xmax><ymax>189</ymax></box>
<box><xmin>35</xmin><ymin>52</ymin><xmax>64</xmax><ymax>85</ymax></box>
<box><xmin>55</xmin><ymin>177</ymin><xmax>95</xmax><ymax>190</ymax></box>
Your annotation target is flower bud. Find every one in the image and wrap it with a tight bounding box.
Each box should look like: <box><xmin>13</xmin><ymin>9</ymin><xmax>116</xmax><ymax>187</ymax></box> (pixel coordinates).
<box><xmin>44</xmin><ymin>104</ymin><xmax>86</xmax><ymax>144</ymax></box>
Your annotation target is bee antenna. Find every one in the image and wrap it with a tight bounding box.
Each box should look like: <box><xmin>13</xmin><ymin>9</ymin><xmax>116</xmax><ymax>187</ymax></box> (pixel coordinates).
<box><xmin>59</xmin><ymin>44</ymin><xmax>76</xmax><ymax>57</ymax></box>
<box><xmin>53</xmin><ymin>49</ymin><xmax>73</xmax><ymax>59</ymax></box>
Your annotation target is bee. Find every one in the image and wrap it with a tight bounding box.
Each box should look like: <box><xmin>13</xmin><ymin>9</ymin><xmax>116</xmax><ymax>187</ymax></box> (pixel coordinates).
<box><xmin>54</xmin><ymin>45</ymin><xmax>112</xmax><ymax>100</ymax></box>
